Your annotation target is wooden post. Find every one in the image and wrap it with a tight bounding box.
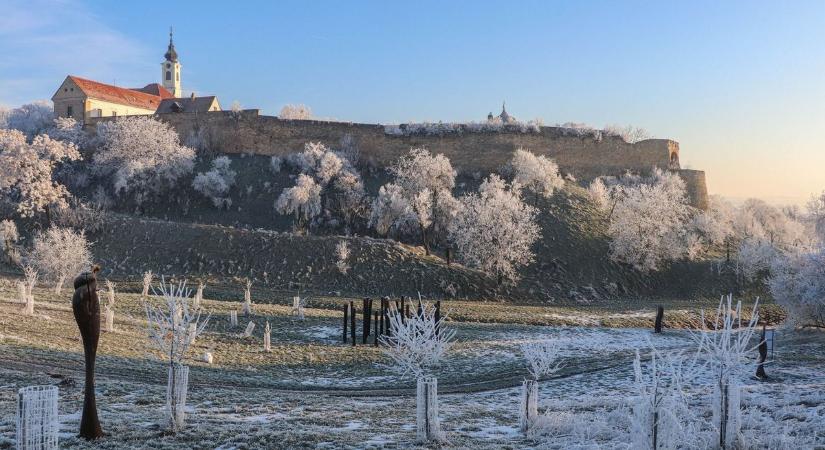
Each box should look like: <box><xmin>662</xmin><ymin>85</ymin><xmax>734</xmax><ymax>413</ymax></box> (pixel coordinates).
<box><xmin>446</xmin><ymin>247</ymin><xmax>451</xmax><ymax>266</ymax></box>
<box><xmin>350</xmin><ymin>301</ymin><xmax>356</xmax><ymax>347</ymax></box>
<box><xmin>654</xmin><ymin>305</ymin><xmax>664</xmax><ymax>333</ymax></box>
<box><xmin>343</xmin><ymin>304</ymin><xmax>348</xmax><ymax>344</ymax></box>
<box><xmin>379</xmin><ymin>298</ymin><xmax>385</xmax><ymax>335</ymax></box>
<box><xmin>400</xmin><ymin>297</ymin><xmax>406</xmax><ymax>324</ymax></box>
<box><xmin>435</xmin><ymin>300</ymin><xmax>441</xmax><ymax>336</ymax></box>
<box><xmin>374</xmin><ymin>311</ymin><xmax>380</xmax><ymax>346</ymax></box>
<box><xmin>363</xmin><ymin>298</ymin><xmax>372</xmax><ymax>344</ymax></box>
<box><xmin>756</xmin><ymin>325</ymin><xmax>768</xmax><ymax>379</ymax></box>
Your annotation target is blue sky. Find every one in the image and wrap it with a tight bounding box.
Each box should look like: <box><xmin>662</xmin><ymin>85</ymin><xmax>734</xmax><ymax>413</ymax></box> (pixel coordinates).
<box><xmin>1</xmin><ymin>0</ymin><xmax>823</xmax><ymax>203</ymax></box>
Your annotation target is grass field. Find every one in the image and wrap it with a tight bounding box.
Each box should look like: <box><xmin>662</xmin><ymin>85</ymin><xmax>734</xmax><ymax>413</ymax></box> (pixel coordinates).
<box><xmin>0</xmin><ymin>275</ymin><xmax>820</xmax><ymax>449</ymax></box>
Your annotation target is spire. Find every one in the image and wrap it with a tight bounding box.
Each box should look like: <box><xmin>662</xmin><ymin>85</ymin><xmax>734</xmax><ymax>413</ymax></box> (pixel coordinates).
<box><xmin>499</xmin><ymin>100</ymin><xmax>511</xmax><ymax>123</ymax></box>
<box><xmin>164</xmin><ymin>26</ymin><xmax>178</xmax><ymax>62</ymax></box>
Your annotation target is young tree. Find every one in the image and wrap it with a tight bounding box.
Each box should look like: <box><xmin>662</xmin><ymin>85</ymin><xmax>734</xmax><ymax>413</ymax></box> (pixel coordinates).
<box><xmin>0</xmin><ymin>219</ymin><xmax>20</xmax><ymax>263</ymax></box>
<box><xmin>335</xmin><ymin>240</ymin><xmax>351</xmax><ymax>274</ymax></box>
<box><xmin>192</xmin><ymin>156</ymin><xmax>236</xmax><ymax>208</ymax></box>
<box><xmin>519</xmin><ymin>340</ymin><xmax>563</xmax><ymax>431</ymax></box>
<box><xmin>28</xmin><ymin>227</ymin><xmax>92</xmax><ymax>293</ymax></box>
<box><xmin>0</xmin><ymin>129</ymin><xmax>81</xmax><ymax>221</ymax></box>
<box><xmin>1</xmin><ymin>101</ymin><xmax>54</xmax><ymax>138</ymax></box>
<box><xmin>368</xmin><ymin>183</ymin><xmax>415</xmax><ymax>237</ymax></box>
<box><xmin>451</xmin><ymin>175</ymin><xmax>539</xmax><ymax>284</ymax></box>
<box><xmin>694</xmin><ymin>295</ymin><xmax>760</xmax><ymax>450</ymax></box>
<box><xmin>275</xmin><ymin>174</ymin><xmax>322</xmax><ymax>232</ymax></box>
<box><xmin>144</xmin><ymin>279</ymin><xmax>209</xmax><ymax>432</ymax></box>
<box><xmin>509</xmin><ymin>148</ymin><xmax>564</xmax><ymax>206</ymax></box>
<box><xmin>94</xmin><ymin>116</ymin><xmax>195</xmax><ymax>201</ymax></box>
<box><xmin>279</xmin><ymin>104</ymin><xmax>312</xmax><ymax>120</ymax></box>
<box><xmin>768</xmin><ymin>246</ymin><xmax>825</xmax><ymax>328</ymax></box>
<box><xmin>380</xmin><ymin>302</ymin><xmax>454</xmax><ymax>442</ymax></box>
<box><xmin>375</xmin><ymin>148</ymin><xmax>458</xmax><ymax>253</ymax></box>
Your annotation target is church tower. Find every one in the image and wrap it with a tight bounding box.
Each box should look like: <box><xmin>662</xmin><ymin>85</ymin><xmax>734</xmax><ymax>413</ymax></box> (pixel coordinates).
<box><xmin>161</xmin><ymin>28</ymin><xmax>182</xmax><ymax>97</ymax></box>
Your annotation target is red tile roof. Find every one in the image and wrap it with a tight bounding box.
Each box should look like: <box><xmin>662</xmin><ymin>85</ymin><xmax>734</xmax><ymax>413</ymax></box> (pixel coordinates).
<box><xmin>68</xmin><ymin>76</ymin><xmax>162</xmax><ymax>111</ymax></box>
<box><xmin>132</xmin><ymin>83</ymin><xmax>174</xmax><ymax>99</ymax></box>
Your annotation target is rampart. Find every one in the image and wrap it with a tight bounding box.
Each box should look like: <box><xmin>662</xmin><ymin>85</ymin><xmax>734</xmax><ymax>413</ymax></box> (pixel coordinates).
<box><xmin>87</xmin><ymin>111</ymin><xmax>709</xmax><ymax>208</ymax></box>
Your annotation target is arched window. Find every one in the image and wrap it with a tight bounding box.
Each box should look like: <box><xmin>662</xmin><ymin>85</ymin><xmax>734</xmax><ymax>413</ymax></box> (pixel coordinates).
<box><xmin>176</xmin><ymin>72</ymin><xmax>179</xmax><ymax>81</ymax></box>
<box><xmin>166</xmin><ymin>71</ymin><xmax>171</xmax><ymax>81</ymax></box>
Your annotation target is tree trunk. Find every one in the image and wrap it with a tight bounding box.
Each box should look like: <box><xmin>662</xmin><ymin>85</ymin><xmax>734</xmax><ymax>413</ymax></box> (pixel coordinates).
<box><xmin>654</xmin><ymin>306</ymin><xmax>664</xmax><ymax>333</ymax></box>
<box><xmin>419</xmin><ymin>222</ymin><xmax>430</xmax><ymax>255</ymax></box>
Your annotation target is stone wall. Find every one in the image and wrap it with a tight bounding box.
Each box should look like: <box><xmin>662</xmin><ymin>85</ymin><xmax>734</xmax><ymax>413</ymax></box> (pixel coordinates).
<box><xmin>87</xmin><ymin>111</ymin><xmax>708</xmax><ymax>208</ymax></box>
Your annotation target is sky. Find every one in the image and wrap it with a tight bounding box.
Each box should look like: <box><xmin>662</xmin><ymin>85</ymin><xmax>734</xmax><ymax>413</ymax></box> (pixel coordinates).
<box><xmin>1</xmin><ymin>0</ymin><xmax>823</xmax><ymax>205</ymax></box>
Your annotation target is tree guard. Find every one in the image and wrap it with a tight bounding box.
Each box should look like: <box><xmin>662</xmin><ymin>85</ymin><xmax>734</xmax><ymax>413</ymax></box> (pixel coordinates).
<box><xmin>16</xmin><ymin>385</ymin><xmax>59</xmax><ymax>450</ymax></box>
<box><xmin>166</xmin><ymin>364</ymin><xmax>190</xmax><ymax>431</ymax></box>
<box><xmin>416</xmin><ymin>376</ymin><xmax>442</xmax><ymax>442</ymax></box>
<box><xmin>71</xmin><ymin>268</ymin><xmax>104</xmax><ymax>439</ymax></box>
<box><xmin>519</xmin><ymin>379</ymin><xmax>538</xmax><ymax>432</ymax></box>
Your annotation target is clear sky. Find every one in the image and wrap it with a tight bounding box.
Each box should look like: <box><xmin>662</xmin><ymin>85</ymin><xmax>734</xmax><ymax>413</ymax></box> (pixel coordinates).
<box><xmin>1</xmin><ymin>0</ymin><xmax>823</xmax><ymax>204</ymax></box>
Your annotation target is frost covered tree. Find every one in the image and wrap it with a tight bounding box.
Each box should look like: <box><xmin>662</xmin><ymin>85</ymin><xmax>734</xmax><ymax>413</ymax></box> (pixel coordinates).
<box><xmin>278</xmin><ymin>142</ymin><xmax>366</xmax><ymax>231</ymax></box>
<box><xmin>768</xmin><ymin>246</ymin><xmax>825</xmax><ymax>328</ymax></box>
<box><xmin>451</xmin><ymin>175</ymin><xmax>539</xmax><ymax>284</ymax></box>
<box><xmin>519</xmin><ymin>340</ymin><xmax>563</xmax><ymax>431</ymax></box>
<box><xmin>20</xmin><ymin>265</ymin><xmax>37</xmax><ymax>315</ymax></box>
<box><xmin>28</xmin><ymin>227</ymin><xmax>92</xmax><ymax>293</ymax></box>
<box><xmin>807</xmin><ymin>190</ymin><xmax>825</xmax><ymax>241</ymax></box>
<box><xmin>603</xmin><ymin>124</ymin><xmax>653</xmax><ymax>144</ymax></box>
<box><xmin>629</xmin><ymin>344</ymin><xmax>705</xmax><ymax>450</ymax></box>
<box><xmin>0</xmin><ymin>128</ymin><xmax>81</xmax><ymax>221</ymax></box>
<box><xmin>334</xmin><ymin>240</ymin><xmax>351</xmax><ymax>274</ymax></box>
<box><xmin>372</xmin><ymin>148</ymin><xmax>458</xmax><ymax>254</ymax></box>
<box><xmin>275</xmin><ymin>174</ymin><xmax>322</xmax><ymax>232</ymax></box>
<box><xmin>144</xmin><ymin>279</ymin><xmax>209</xmax><ymax>432</ymax></box>
<box><xmin>1</xmin><ymin>219</ymin><xmax>20</xmax><ymax>263</ymax></box>
<box><xmin>591</xmin><ymin>169</ymin><xmax>695</xmax><ymax>272</ymax></box>
<box><xmin>142</xmin><ymin>270</ymin><xmax>153</xmax><ymax>297</ymax></box>
<box><xmin>694</xmin><ymin>295</ymin><xmax>760</xmax><ymax>449</ymax></box>
<box><xmin>279</xmin><ymin>104</ymin><xmax>312</xmax><ymax>120</ymax></box>
<box><xmin>509</xmin><ymin>148</ymin><xmax>564</xmax><ymax>206</ymax></box>
<box><xmin>380</xmin><ymin>302</ymin><xmax>454</xmax><ymax>442</ymax></box>
<box><xmin>1</xmin><ymin>101</ymin><xmax>54</xmax><ymax>138</ymax></box>
<box><xmin>192</xmin><ymin>156</ymin><xmax>236</xmax><ymax>208</ymax></box>
<box><xmin>47</xmin><ymin>117</ymin><xmax>88</xmax><ymax>148</ymax></box>
<box><xmin>94</xmin><ymin>116</ymin><xmax>195</xmax><ymax>202</ymax></box>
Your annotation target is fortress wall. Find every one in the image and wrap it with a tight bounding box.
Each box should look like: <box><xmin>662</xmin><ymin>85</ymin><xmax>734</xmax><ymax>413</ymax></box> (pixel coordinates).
<box><xmin>87</xmin><ymin>111</ymin><xmax>708</xmax><ymax>207</ymax></box>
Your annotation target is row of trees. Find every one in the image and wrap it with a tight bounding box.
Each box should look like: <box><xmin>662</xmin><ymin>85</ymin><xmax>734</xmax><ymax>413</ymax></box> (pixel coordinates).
<box><xmin>275</xmin><ymin>145</ymin><xmax>561</xmax><ymax>283</ymax></box>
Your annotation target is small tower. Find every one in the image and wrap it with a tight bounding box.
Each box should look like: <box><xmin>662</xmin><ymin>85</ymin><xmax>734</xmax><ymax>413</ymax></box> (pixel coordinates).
<box><xmin>161</xmin><ymin>27</ymin><xmax>182</xmax><ymax>97</ymax></box>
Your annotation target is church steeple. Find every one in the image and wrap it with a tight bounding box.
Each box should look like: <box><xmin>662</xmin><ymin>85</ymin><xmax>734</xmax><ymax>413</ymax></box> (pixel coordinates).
<box><xmin>161</xmin><ymin>27</ymin><xmax>182</xmax><ymax>97</ymax></box>
<box><xmin>164</xmin><ymin>28</ymin><xmax>178</xmax><ymax>62</ymax></box>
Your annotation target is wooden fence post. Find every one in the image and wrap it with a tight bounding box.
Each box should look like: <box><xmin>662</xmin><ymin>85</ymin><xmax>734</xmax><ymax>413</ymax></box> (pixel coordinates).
<box><xmin>343</xmin><ymin>304</ymin><xmax>348</xmax><ymax>343</ymax></box>
<box><xmin>350</xmin><ymin>301</ymin><xmax>356</xmax><ymax>347</ymax></box>
<box><xmin>654</xmin><ymin>305</ymin><xmax>664</xmax><ymax>333</ymax></box>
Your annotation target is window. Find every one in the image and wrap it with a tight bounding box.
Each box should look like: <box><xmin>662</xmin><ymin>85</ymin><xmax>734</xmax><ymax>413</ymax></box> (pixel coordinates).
<box><xmin>166</xmin><ymin>63</ymin><xmax>171</xmax><ymax>69</ymax></box>
<box><xmin>176</xmin><ymin>72</ymin><xmax>179</xmax><ymax>81</ymax></box>
<box><xmin>67</xmin><ymin>105</ymin><xmax>73</xmax><ymax>117</ymax></box>
<box><xmin>166</xmin><ymin>71</ymin><xmax>171</xmax><ymax>80</ymax></box>
<box><xmin>112</xmin><ymin>111</ymin><xmax>117</xmax><ymax>117</ymax></box>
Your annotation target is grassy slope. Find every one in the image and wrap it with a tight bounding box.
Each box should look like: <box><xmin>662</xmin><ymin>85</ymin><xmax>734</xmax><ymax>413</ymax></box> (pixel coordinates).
<box><xmin>52</xmin><ymin>153</ymin><xmax>766</xmax><ymax>304</ymax></box>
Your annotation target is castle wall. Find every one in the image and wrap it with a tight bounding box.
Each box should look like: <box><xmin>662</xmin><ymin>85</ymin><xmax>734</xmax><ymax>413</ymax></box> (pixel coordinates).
<box><xmin>87</xmin><ymin>111</ymin><xmax>708</xmax><ymax>208</ymax></box>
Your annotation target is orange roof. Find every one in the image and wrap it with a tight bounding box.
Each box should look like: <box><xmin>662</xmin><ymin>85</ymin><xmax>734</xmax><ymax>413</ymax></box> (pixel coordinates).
<box><xmin>132</xmin><ymin>83</ymin><xmax>174</xmax><ymax>99</ymax></box>
<box><xmin>68</xmin><ymin>75</ymin><xmax>162</xmax><ymax>111</ymax></box>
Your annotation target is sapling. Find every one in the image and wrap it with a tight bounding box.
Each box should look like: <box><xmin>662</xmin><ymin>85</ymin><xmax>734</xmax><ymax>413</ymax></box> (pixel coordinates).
<box><xmin>104</xmin><ymin>280</ymin><xmax>116</xmax><ymax>307</ymax></box>
<box><xmin>21</xmin><ymin>265</ymin><xmax>37</xmax><ymax>315</ymax></box>
<box><xmin>630</xmin><ymin>343</ymin><xmax>704</xmax><ymax>449</ymax></box>
<box><xmin>193</xmin><ymin>281</ymin><xmax>205</xmax><ymax>310</ymax></box>
<box><xmin>291</xmin><ymin>296</ymin><xmax>306</xmax><ymax>320</ymax></box>
<box><xmin>242</xmin><ymin>321</ymin><xmax>255</xmax><ymax>338</ymax></box>
<box><xmin>335</xmin><ymin>241</ymin><xmax>351</xmax><ymax>274</ymax></box>
<box><xmin>144</xmin><ymin>278</ymin><xmax>209</xmax><ymax>432</ymax></box>
<box><xmin>263</xmin><ymin>321</ymin><xmax>271</xmax><ymax>352</ymax></box>
<box><xmin>693</xmin><ymin>294</ymin><xmax>760</xmax><ymax>449</ymax></box>
<box><xmin>242</xmin><ymin>279</ymin><xmax>253</xmax><ymax>315</ymax></box>
<box><xmin>380</xmin><ymin>302</ymin><xmax>454</xmax><ymax>442</ymax></box>
<box><xmin>103</xmin><ymin>304</ymin><xmax>114</xmax><ymax>332</ymax></box>
<box><xmin>142</xmin><ymin>271</ymin><xmax>153</xmax><ymax>297</ymax></box>
<box><xmin>519</xmin><ymin>340</ymin><xmax>564</xmax><ymax>431</ymax></box>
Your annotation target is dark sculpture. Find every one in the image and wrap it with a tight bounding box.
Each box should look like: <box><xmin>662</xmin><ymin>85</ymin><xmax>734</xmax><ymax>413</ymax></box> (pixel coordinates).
<box><xmin>72</xmin><ymin>266</ymin><xmax>104</xmax><ymax>440</ymax></box>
